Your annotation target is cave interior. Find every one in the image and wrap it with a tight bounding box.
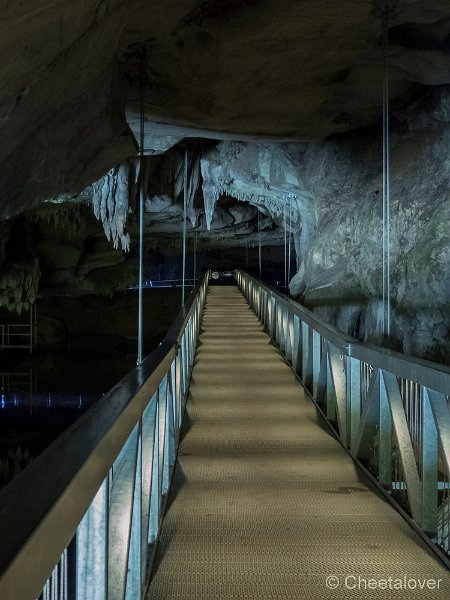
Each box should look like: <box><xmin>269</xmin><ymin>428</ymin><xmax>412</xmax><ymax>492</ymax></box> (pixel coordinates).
<box><xmin>1</xmin><ymin>0</ymin><xmax>450</xmax><ymax>364</ymax></box>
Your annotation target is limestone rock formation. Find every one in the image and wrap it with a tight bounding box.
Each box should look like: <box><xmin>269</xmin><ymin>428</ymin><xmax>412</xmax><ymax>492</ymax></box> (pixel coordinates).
<box><xmin>0</xmin><ymin>258</ymin><xmax>40</xmax><ymax>314</ymax></box>
<box><xmin>92</xmin><ymin>163</ymin><xmax>131</xmax><ymax>251</ymax></box>
<box><xmin>283</xmin><ymin>88</ymin><xmax>450</xmax><ymax>362</ymax></box>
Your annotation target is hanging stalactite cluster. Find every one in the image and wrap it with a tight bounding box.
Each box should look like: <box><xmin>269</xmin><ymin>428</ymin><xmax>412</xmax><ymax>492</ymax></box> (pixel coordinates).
<box><xmin>92</xmin><ymin>163</ymin><xmax>131</xmax><ymax>252</ymax></box>
<box><xmin>174</xmin><ymin>152</ymin><xmax>201</xmax><ymax>227</ymax></box>
<box><xmin>27</xmin><ymin>204</ymin><xmax>85</xmax><ymax>241</ymax></box>
<box><xmin>0</xmin><ymin>218</ymin><xmax>40</xmax><ymax>314</ymax></box>
<box><xmin>0</xmin><ymin>258</ymin><xmax>40</xmax><ymax>314</ymax></box>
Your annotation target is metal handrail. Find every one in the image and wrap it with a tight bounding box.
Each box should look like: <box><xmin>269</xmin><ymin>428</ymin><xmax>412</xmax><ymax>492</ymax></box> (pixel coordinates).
<box><xmin>0</xmin><ymin>273</ymin><xmax>209</xmax><ymax>600</ymax></box>
<box><xmin>238</xmin><ymin>272</ymin><xmax>450</xmax><ymax>395</ymax></box>
<box><xmin>0</xmin><ymin>306</ymin><xmax>35</xmax><ymax>352</ymax></box>
<box><xmin>237</xmin><ymin>270</ymin><xmax>450</xmax><ymax>562</ymax></box>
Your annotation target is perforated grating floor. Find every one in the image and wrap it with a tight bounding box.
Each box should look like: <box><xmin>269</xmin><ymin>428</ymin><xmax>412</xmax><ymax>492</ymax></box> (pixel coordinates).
<box><xmin>146</xmin><ymin>286</ymin><xmax>450</xmax><ymax>599</ymax></box>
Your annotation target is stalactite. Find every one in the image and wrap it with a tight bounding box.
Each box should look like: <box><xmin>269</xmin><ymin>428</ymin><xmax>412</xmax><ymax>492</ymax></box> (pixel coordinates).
<box><xmin>173</xmin><ymin>152</ymin><xmax>201</xmax><ymax>227</ymax></box>
<box><xmin>173</xmin><ymin>154</ymin><xmax>184</xmax><ymax>199</ymax></box>
<box><xmin>28</xmin><ymin>204</ymin><xmax>85</xmax><ymax>240</ymax></box>
<box><xmin>92</xmin><ymin>163</ymin><xmax>131</xmax><ymax>251</ymax></box>
<box><xmin>0</xmin><ymin>258</ymin><xmax>40</xmax><ymax>314</ymax></box>
<box><xmin>187</xmin><ymin>155</ymin><xmax>200</xmax><ymax>227</ymax></box>
<box><xmin>200</xmin><ymin>158</ymin><xmax>221</xmax><ymax>231</ymax></box>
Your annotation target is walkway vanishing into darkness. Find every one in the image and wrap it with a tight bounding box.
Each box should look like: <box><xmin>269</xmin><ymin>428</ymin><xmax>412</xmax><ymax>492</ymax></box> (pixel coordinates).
<box><xmin>146</xmin><ymin>286</ymin><xmax>449</xmax><ymax>599</ymax></box>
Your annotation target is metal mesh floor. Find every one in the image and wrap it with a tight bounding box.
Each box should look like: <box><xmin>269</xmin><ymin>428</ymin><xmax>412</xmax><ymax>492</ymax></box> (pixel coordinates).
<box><xmin>146</xmin><ymin>286</ymin><xmax>450</xmax><ymax>599</ymax></box>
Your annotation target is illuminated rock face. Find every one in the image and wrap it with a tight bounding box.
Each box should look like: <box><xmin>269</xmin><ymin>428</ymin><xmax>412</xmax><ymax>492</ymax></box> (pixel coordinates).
<box><xmin>286</xmin><ymin>89</ymin><xmax>450</xmax><ymax>362</ymax></box>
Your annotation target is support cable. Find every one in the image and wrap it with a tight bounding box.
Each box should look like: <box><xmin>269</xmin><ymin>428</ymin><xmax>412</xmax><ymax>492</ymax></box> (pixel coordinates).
<box><xmin>193</xmin><ymin>215</ymin><xmax>198</xmax><ymax>285</ymax></box>
<box><xmin>258</xmin><ymin>211</ymin><xmax>262</xmax><ymax>279</ymax></box>
<box><xmin>381</xmin><ymin>4</ymin><xmax>392</xmax><ymax>340</ymax></box>
<box><xmin>137</xmin><ymin>48</ymin><xmax>146</xmax><ymax>366</ymax></box>
<box><xmin>182</xmin><ymin>149</ymin><xmax>188</xmax><ymax>307</ymax></box>
<box><xmin>284</xmin><ymin>205</ymin><xmax>287</xmax><ymax>292</ymax></box>
<box><xmin>288</xmin><ymin>202</ymin><xmax>292</xmax><ymax>289</ymax></box>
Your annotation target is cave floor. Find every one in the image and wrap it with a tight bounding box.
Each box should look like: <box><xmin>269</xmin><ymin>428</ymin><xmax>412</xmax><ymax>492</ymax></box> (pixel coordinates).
<box><xmin>146</xmin><ymin>286</ymin><xmax>449</xmax><ymax>599</ymax></box>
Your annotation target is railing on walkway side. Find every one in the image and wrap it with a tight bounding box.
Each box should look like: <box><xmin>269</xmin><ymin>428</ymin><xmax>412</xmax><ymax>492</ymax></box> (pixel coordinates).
<box><xmin>237</xmin><ymin>270</ymin><xmax>450</xmax><ymax>562</ymax></box>
<box><xmin>0</xmin><ymin>274</ymin><xmax>209</xmax><ymax>600</ymax></box>
<box><xmin>0</xmin><ymin>304</ymin><xmax>36</xmax><ymax>352</ymax></box>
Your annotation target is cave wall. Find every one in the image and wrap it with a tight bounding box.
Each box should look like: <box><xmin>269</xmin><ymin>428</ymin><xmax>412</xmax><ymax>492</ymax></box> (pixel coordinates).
<box><xmin>288</xmin><ymin>88</ymin><xmax>450</xmax><ymax>362</ymax></box>
<box><xmin>0</xmin><ymin>205</ymin><xmax>140</xmax><ymax>314</ymax></box>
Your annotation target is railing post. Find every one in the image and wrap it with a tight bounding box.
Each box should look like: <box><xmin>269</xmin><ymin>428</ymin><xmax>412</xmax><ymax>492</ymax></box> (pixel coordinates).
<box><xmin>292</xmin><ymin>315</ymin><xmax>303</xmax><ymax>372</ymax></box>
<box><xmin>159</xmin><ymin>378</ymin><xmax>170</xmax><ymax>497</ymax></box>
<box><xmin>312</xmin><ymin>330</ymin><xmax>321</xmax><ymax>399</ymax></box>
<box><xmin>300</xmin><ymin>322</ymin><xmax>309</xmax><ymax>385</ymax></box>
<box><xmin>175</xmin><ymin>354</ymin><xmax>183</xmax><ymax>428</ymax></box>
<box><xmin>126</xmin><ymin>432</ymin><xmax>142</xmax><ymax>598</ymax></box>
<box><xmin>149</xmin><ymin>399</ymin><xmax>160</xmax><ymax>544</ymax></box>
<box><xmin>270</xmin><ymin>297</ymin><xmax>275</xmax><ymax>338</ymax></box>
<box><xmin>141</xmin><ymin>394</ymin><xmax>157</xmax><ymax>577</ymax></box>
<box><xmin>292</xmin><ymin>316</ymin><xmax>300</xmax><ymax>373</ymax></box>
<box><xmin>346</xmin><ymin>357</ymin><xmax>361</xmax><ymax>452</ymax></box>
<box><xmin>108</xmin><ymin>424</ymin><xmax>140</xmax><ymax>600</ymax></box>
<box><xmin>422</xmin><ymin>388</ymin><xmax>438</xmax><ymax>536</ymax></box>
<box><xmin>76</xmin><ymin>477</ymin><xmax>108</xmax><ymax>600</ymax></box>
<box><xmin>263</xmin><ymin>291</ymin><xmax>268</xmax><ymax>329</ymax></box>
<box><xmin>282</xmin><ymin>308</ymin><xmax>288</xmax><ymax>355</ymax></box>
<box><xmin>325</xmin><ymin>351</ymin><xmax>337</xmax><ymax>421</ymax></box>
<box><xmin>379</xmin><ymin>371</ymin><xmax>393</xmax><ymax>489</ymax></box>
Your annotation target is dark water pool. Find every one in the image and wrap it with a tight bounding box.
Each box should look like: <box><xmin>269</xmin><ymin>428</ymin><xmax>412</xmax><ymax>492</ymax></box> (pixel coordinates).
<box><xmin>0</xmin><ymin>353</ymin><xmax>141</xmax><ymax>488</ymax></box>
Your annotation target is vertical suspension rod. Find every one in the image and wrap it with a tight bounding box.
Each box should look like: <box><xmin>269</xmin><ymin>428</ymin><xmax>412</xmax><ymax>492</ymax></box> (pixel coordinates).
<box><xmin>137</xmin><ymin>48</ymin><xmax>145</xmax><ymax>366</ymax></box>
<box><xmin>182</xmin><ymin>149</ymin><xmax>188</xmax><ymax>307</ymax></box>
<box><xmin>193</xmin><ymin>215</ymin><xmax>198</xmax><ymax>285</ymax></box>
<box><xmin>258</xmin><ymin>211</ymin><xmax>262</xmax><ymax>279</ymax></box>
<box><xmin>288</xmin><ymin>202</ymin><xmax>292</xmax><ymax>288</ymax></box>
<box><xmin>382</xmin><ymin>14</ymin><xmax>391</xmax><ymax>339</ymax></box>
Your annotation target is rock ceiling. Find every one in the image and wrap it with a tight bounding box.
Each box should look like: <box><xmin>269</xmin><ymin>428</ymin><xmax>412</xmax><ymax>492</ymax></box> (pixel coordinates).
<box><xmin>1</xmin><ymin>0</ymin><xmax>450</xmax><ymax>223</ymax></box>
<box><xmin>124</xmin><ymin>0</ymin><xmax>450</xmax><ymax>143</ymax></box>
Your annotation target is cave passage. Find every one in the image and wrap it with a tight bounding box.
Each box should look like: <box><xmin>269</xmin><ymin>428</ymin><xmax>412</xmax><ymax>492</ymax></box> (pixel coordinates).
<box><xmin>2</xmin><ymin>1</ymin><xmax>450</xmax><ymax>598</ymax></box>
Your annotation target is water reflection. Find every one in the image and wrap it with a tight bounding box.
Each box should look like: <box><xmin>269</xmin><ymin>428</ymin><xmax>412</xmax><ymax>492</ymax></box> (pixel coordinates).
<box><xmin>0</xmin><ymin>365</ymin><xmax>103</xmax><ymax>490</ymax></box>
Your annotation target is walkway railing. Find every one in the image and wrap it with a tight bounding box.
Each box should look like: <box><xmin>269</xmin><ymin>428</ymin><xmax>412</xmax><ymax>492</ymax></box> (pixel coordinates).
<box><xmin>237</xmin><ymin>270</ymin><xmax>450</xmax><ymax>563</ymax></box>
<box><xmin>0</xmin><ymin>274</ymin><xmax>208</xmax><ymax>600</ymax></box>
<box><xmin>0</xmin><ymin>304</ymin><xmax>36</xmax><ymax>352</ymax></box>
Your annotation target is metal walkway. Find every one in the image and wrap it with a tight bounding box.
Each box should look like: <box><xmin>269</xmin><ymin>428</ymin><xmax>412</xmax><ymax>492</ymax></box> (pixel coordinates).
<box><xmin>146</xmin><ymin>286</ymin><xmax>450</xmax><ymax>598</ymax></box>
